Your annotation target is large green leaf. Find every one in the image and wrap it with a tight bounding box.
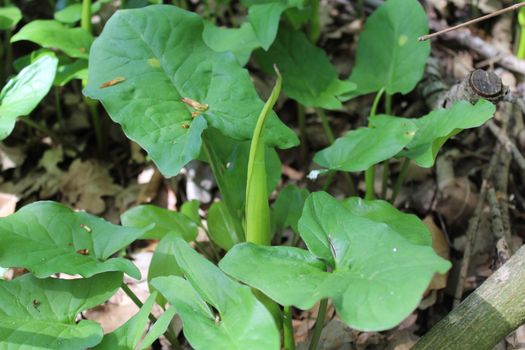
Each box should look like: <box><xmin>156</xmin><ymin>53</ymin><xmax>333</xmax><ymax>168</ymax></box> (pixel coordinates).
<box><xmin>121</xmin><ymin>204</ymin><xmax>198</xmax><ymax>240</ymax></box>
<box><xmin>151</xmin><ymin>238</ymin><xmax>280</xmax><ymax>350</ymax></box>
<box><xmin>84</xmin><ymin>5</ymin><xmax>297</xmax><ymax>177</ymax></box>
<box><xmin>344</xmin><ymin>0</ymin><xmax>430</xmax><ymax>99</ymax></box>
<box><xmin>314</xmin><ymin>115</ymin><xmax>417</xmax><ymax>172</ymax></box>
<box><xmin>256</xmin><ymin>26</ymin><xmax>355</xmax><ymax>109</ymax></box>
<box><xmin>202</xmin><ymin>21</ymin><xmax>259</xmax><ymax>66</ymax></box>
<box><xmin>11</xmin><ymin>20</ymin><xmax>93</xmax><ymax>59</ymax></box>
<box><xmin>0</xmin><ymin>5</ymin><xmax>22</xmax><ymax>30</ymax></box>
<box><xmin>343</xmin><ymin>197</ymin><xmax>432</xmax><ymax>245</ymax></box>
<box><xmin>147</xmin><ymin>234</ymin><xmax>183</xmax><ymax>306</ymax></box>
<box><xmin>0</xmin><ymin>201</ymin><xmax>148</xmax><ymax>279</ymax></box>
<box><xmin>220</xmin><ymin>192</ymin><xmax>451</xmax><ymax>331</ymax></box>
<box><xmin>399</xmin><ymin>99</ymin><xmax>496</xmax><ymax>167</ymax></box>
<box><xmin>0</xmin><ymin>272</ymin><xmax>122</xmax><ymax>349</ymax></box>
<box><xmin>246</xmin><ymin>0</ymin><xmax>303</xmax><ymax>50</ymax></box>
<box><xmin>93</xmin><ymin>292</ymin><xmax>156</xmax><ymax>350</ymax></box>
<box><xmin>0</xmin><ymin>55</ymin><xmax>58</xmax><ymax>140</ymax></box>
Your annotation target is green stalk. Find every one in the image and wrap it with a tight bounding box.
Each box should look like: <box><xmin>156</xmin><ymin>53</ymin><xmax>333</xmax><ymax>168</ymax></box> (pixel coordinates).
<box><xmin>245</xmin><ymin>67</ymin><xmax>282</xmax><ymax>245</ymax></box>
<box><xmin>283</xmin><ymin>306</ymin><xmax>296</xmax><ymax>350</ymax></box>
<box><xmin>81</xmin><ymin>0</ymin><xmax>92</xmax><ymax>33</ymax></box>
<box><xmin>85</xmin><ymin>98</ymin><xmax>105</xmax><ymax>153</ymax></box>
<box><xmin>517</xmin><ymin>5</ymin><xmax>525</xmax><ymax>58</ymax></box>
<box><xmin>307</xmin><ymin>0</ymin><xmax>321</xmax><ymax>43</ymax></box>
<box><xmin>364</xmin><ymin>88</ymin><xmax>385</xmax><ymax>200</ymax></box>
<box><xmin>390</xmin><ymin>157</ymin><xmax>410</xmax><ymax>203</ymax></box>
<box><xmin>20</xmin><ymin>117</ymin><xmax>61</xmax><ymax>143</ymax></box>
<box><xmin>120</xmin><ymin>0</ymin><xmax>127</xmax><ymax>9</ymax></box>
<box><xmin>121</xmin><ymin>283</ymin><xmax>182</xmax><ymax>350</ymax></box>
<box><xmin>317</xmin><ymin>109</ymin><xmax>357</xmax><ymax>194</ymax></box>
<box><xmin>380</xmin><ymin>93</ymin><xmax>392</xmax><ymax>199</ymax></box>
<box><xmin>308</xmin><ymin>299</ymin><xmax>328</xmax><ymax>350</ymax></box>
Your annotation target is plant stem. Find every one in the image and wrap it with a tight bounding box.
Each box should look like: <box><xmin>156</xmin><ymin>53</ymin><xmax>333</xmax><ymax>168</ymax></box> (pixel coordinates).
<box><xmin>308</xmin><ymin>299</ymin><xmax>328</xmax><ymax>350</ymax></box>
<box><xmin>297</xmin><ymin>103</ymin><xmax>308</xmax><ymax>168</ymax></box>
<box><xmin>517</xmin><ymin>4</ymin><xmax>525</xmax><ymax>59</ymax></box>
<box><xmin>54</xmin><ymin>87</ymin><xmax>64</xmax><ymax>130</ymax></box>
<box><xmin>316</xmin><ymin>108</ymin><xmax>335</xmax><ymax>144</ymax></box>
<box><xmin>85</xmin><ymin>97</ymin><xmax>104</xmax><ymax>153</ymax></box>
<box><xmin>120</xmin><ymin>283</ymin><xmax>182</xmax><ymax>350</ymax></box>
<box><xmin>20</xmin><ymin>118</ymin><xmax>61</xmax><ymax>143</ymax></box>
<box><xmin>390</xmin><ymin>158</ymin><xmax>410</xmax><ymax>203</ymax></box>
<box><xmin>81</xmin><ymin>0</ymin><xmax>92</xmax><ymax>33</ymax></box>
<box><xmin>316</xmin><ymin>109</ymin><xmax>356</xmax><ymax>194</ymax></box>
<box><xmin>307</xmin><ymin>0</ymin><xmax>321</xmax><ymax>43</ymax></box>
<box><xmin>283</xmin><ymin>306</ymin><xmax>295</xmax><ymax>350</ymax></box>
<box><xmin>120</xmin><ymin>0</ymin><xmax>127</xmax><ymax>9</ymax></box>
<box><xmin>364</xmin><ymin>88</ymin><xmax>385</xmax><ymax>200</ymax></box>
<box><xmin>380</xmin><ymin>160</ymin><xmax>389</xmax><ymax>199</ymax></box>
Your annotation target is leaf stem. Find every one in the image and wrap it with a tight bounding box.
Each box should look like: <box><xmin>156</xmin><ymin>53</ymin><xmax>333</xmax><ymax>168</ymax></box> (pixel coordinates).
<box><xmin>283</xmin><ymin>306</ymin><xmax>295</xmax><ymax>350</ymax></box>
<box><xmin>20</xmin><ymin>117</ymin><xmax>61</xmax><ymax>143</ymax></box>
<box><xmin>364</xmin><ymin>88</ymin><xmax>385</xmax><ymax>200</ymax></box>
<box><xmin>308</xmin><ymin>299</ymin><xmax>328</xmax><ymax>350</ymax></box>
<box><xmin>85</xmin><ymin>97</ymin><xmax>104</xmax><ymax>153</ymax></box>
<box><xmin>390</xmin><ymin>157</ymin><xmax>410</xmax><ymax>203</ymax></box>
<box><xmin>380</xmin><ymin>160</ymin><xmax>390</xmax><ymax>199</ymax></box>
<box><xmin>120</xmin><ymin>282</ymin><xmax>182</xmax><ymax>350</ymax></box>
<box><xmin>308</xmin><ymin>0</ymin><xmax>321</xmax><ymax>43</ymax></box>
<box><xmin>81</xmin><ymin>0</ymin><xmax>92</xmax><ymax>33</ymax></box>
<box><xmin>317</xmin><ymin>109</ymin><xmax>356</xmax><ymax>194</ymax></box>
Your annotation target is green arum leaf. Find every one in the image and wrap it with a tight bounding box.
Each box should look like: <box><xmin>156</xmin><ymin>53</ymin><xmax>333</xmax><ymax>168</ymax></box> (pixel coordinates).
<box><xmin>140</xmin><ymin>306</ymin><xmax>177</xmax><ymax>350</ymax></box>
<box><xmin>11</xmin><ymin>20</ymin><xmax>93</xmax><ymax>59</ymax></box>
<box><xmin>202</xmin><ymin>22</ymin><xmax>260</xmax><ymax>66</ymax></box>
<box><xmin>202</xmin><ymin>0</ymin><xmax>304</xmax><ymax>64</ymax></box>
<box><xmin>151</xmin><ymin>238</ymin><xmax>280</xmax><ymax>350</ymax></box>
<box><xmin>93</xmin><ymin>292</ymin><xmax>161</xmax><ymax>350</ymax></box>
<box><xmin>180</xmin><ymin>199</ymin><xmax>201</xmax><ymax>225</ymax></box>
<box><xmin>121</xmin><ymin>204</ymin><xmax>198</xmax><ymax>240</ymax></box>
<box><xmin>314</xmin><ymin>115</ymin><xmax>417</xmax><ymax>172</ymax></box>
<box><xmin>0</xmin><ymin>55</ymin><xmax>58</xmax><ymax>141</ymax></box>
<box><xmin>0</xmin><ymin>272</ymin><xmax>122</xmax><ymax>349</ymax></box>
<box><xmin>55</xmin><ymin>59</ymin><xmax>88</xmax><ymax>86</ymax></box>
<box><xmin>342</xmin><ymin>197</ymin><xmax>431</xmax><ymax>245</ymax></box>
<box><xmin>12</xmin><ymin>49</ymin><xmax>87</xmax><ymax>87</ymax></box>
<box><xmin>247</xmin><ymin>0</ymin><xmax>303</xmax><ymax>50</ymax></box>
<box><xmin>256</xmin><ymin>25</ymin><xmax>355</xmax><ymax>109</ymax></box>
<box><xmin>220</xmin><ymin>192</ymin><xmax>451</xmax><ymax>331</ymax></box>
<box><xmin>343</xmin><ymin>0</ymin><xmax>430</xmax><ymax>99</ymax></box>
<box><xmin>399</xmin><ymin>99</ymin><xmax>496</xmax><ymax>167</ymax></box>
<box><xmin>0</xmin><ymin>5</ymin><xmax>22</xmax><ymax>30</ymax></box>
<box><xmin>84</xmin><ymin>5</ymin><xmax>297</xmax><ymax>177</ymax></box>
<box><xmin>207</xmin><ymin>201</ymin><xmax>241</xmax><ymax>250</ymax></box>
<box><xmin>148</xmin><ymin>234</ymin><xmax>183</xmax><ymax>306</ymax></box>
<box><xmin>272</xmin><ymin>184</ymin><xmax>309</xmax><ymax>234</ymax></box>
<box><xmin>0</xmin><ymin>201</ymin><xmax>149</xmax><ymax>279</ymax></box>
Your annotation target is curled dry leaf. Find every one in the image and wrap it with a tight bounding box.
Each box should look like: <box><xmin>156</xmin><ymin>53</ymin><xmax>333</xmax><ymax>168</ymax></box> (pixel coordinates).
<box><xmin>60</xmin><ymin>159</ymin><xmax>121</xmax><ymax>214</ymax></box>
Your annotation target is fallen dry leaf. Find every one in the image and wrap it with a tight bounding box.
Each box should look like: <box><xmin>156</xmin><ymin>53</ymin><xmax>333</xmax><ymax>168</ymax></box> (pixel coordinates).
<box><xmin>60</xmin><ymin>159</ymin><xmax>121</xmax><ymax>214</ymax></box>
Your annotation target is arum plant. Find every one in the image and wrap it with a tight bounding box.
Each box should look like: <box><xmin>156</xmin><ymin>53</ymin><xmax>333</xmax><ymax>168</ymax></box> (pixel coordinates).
<box><xmin>0</xmin><ymin>1</ymin><xmax>499</xmax><ymax>349</ymax></box>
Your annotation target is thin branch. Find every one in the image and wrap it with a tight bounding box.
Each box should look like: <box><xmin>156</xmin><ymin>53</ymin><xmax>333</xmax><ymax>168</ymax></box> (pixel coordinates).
<box><xmin>419</xmin><ymin>3</ymin><xmax>525</xmax><ymax>41</ymax></box>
